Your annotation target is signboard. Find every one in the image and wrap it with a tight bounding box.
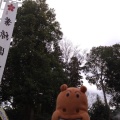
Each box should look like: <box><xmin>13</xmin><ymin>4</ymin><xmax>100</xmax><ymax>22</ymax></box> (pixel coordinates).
<box><xmin>0</xmin><ymin>1</ymin><xmax>18</xmax><ymax>83</ymax></box>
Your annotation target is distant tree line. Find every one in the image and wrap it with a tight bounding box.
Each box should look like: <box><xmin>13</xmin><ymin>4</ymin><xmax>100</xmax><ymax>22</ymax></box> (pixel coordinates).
<box><xmin>0</xmin><ymin>0</ymin><xmax>120</xmax><ymax>120</ymax></box>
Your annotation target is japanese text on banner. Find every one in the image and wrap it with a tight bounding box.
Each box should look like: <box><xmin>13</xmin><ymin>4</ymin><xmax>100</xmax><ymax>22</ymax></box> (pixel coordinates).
<box><xmin>0</xmin><ymin>1</ymin><xmax>18</xmax><ymax>83</ymax></box>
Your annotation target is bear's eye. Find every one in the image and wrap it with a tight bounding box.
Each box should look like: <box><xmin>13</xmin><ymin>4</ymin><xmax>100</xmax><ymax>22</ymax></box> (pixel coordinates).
<box><xmin>76</xmin><ymin>94</ymin><xmax>79</xmax><ymax>98</ymax></box>
<box><xmin>66</xmin><ymin>93</ymin><xmax>69</xmax><ymax>97</ymax></box>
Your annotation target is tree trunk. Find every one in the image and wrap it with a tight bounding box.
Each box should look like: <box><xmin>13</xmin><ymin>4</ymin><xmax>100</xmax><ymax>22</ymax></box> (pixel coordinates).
<box><xmin>24</xmin><ymin>105</ymin><xmax>34</xmax><ymax>120</ymax></box>
<box><xmin>101</xmin><ymin>80</ymin><xmax>110</xmax><ymax>120</ymax></box>
<box><xmin>100</xmin><ymin>65</ymin><xmax>110</xmax><ymax>120</ymax></box>
<box><xmin>30</xmin><ymin>107</ymin><xmax>34</xmax><ymax>120</ymax></box>
<box><xmin>101</xmin><ymin>80</ymin><xmax>108</xmax><ymax>106</ymax></box>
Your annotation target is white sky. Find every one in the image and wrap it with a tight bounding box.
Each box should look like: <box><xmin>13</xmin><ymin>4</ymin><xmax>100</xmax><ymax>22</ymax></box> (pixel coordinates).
<box><xmin>46</xmin><ymin>0</ymin><xmax>120</xmax><ymax>50</ymax></box>
<box><xmin>46</xmin><ymin>0</ymin><xmax>120</xmax><ymax>94</ymax></box>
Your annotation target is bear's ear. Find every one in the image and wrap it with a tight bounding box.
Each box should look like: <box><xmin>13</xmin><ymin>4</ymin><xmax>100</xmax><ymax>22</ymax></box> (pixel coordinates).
<box><xmin>80</xmin><ymin>86</ymin><xmax>87</xmax><ymax>93</ymax></box>
<box><xmin>60</xmin><ymin>84</ymin><xmax>68</xmax><ymax>91</ymax></box>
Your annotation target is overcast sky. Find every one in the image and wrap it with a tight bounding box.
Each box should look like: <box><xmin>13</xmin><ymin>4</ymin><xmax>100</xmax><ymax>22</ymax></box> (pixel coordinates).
<box><xmin>46</xmin><ymin>0</ymin><xmax>120</xmax><ymax>50</ymax></box>
<box><xmin>46</xmin><ymin>0</ymin><xmax>120</xmax><ymax>93</ymax></box>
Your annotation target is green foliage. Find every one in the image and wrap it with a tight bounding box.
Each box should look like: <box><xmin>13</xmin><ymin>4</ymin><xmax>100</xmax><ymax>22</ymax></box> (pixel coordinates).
<box><xmin>84</xmin><ymin>44</ymin><xmax>120</xmax><ymax>95</ymax></box>
<box><xmin>105</xmin><ymin>44</ymin><xmax>120</xmax><ymax>92</ymax></box>
<box><xmin>67</xmin><ymin>56</ymin><xmax>83</xmax><ymax>87</ymax></box>
<box><xmin>84</xmin><ymin>44</ymin><xmax>120</xmax><ymax>115</ymax></box>
<box><xmin>1</xmin><ymin>0</ymin><xmax>68</xmax><ymax>120</ymax></box>
<box><xmin>84</xmin><ymin>46</ymin><xmax>108</xmax><ymax>89</ymax></box>
<box><xmin>89</xmin><ymin>95</ymin><xmax>109</xmax><ymax>120</ymax></box>
<box><xmin>83</xmin><ymin>46</ymin><xmax>111</xmax><ymax>109</ymax></box>
<box><xmin>109</xmin><ymin>92</ymin><xmax>120</xmax><ymax>108</ymax></box>
<box><xmin>105</xmin><ymin>44</ymin><xmax>120</xmax><ymax>108</ymax></box>
<box><xmin>111</xmin><ymin>107</ymin><xmax>120</xmax><ymax>120</ymax></box>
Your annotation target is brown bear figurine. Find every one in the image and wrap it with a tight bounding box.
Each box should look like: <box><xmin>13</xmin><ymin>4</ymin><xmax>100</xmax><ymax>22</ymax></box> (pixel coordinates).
<box><xmin>51</xmin><ymin>84</ymin><xmax>90</xmax><ymax>120</ymax></box>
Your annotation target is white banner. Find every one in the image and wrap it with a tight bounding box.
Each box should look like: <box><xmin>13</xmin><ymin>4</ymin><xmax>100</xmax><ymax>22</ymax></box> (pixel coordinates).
<box><xmin>0</xmin><ymin>1</ymin><xmax>18</xmax><ymax>83</ymax></box>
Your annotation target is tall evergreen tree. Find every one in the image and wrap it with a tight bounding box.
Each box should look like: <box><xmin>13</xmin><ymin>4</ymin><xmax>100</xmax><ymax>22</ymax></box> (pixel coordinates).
<box><xmin>1</xmin><ymin>0</ymin><xmax>67</xmax><ymax>120</ymax></box>
<box><xmin>68</xmin><ymin>56</ymin><xmax>82</xmax><ymax>87</ymax></box>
